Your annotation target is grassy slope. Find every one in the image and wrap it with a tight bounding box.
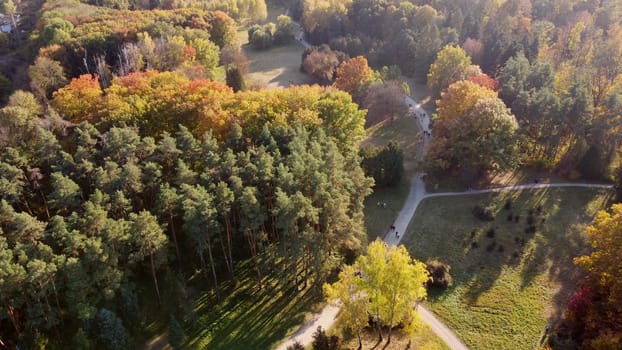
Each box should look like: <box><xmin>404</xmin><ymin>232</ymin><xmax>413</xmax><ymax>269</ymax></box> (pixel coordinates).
<box><xmin>401</xmin><ymin>187</ymin><xmax>612</xmax><ymax>350</ymax></box>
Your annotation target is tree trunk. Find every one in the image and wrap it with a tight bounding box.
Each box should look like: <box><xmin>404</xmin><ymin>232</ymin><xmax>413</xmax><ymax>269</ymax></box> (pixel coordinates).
<box><xmin>225</xmin><ymin>216</ymin><xmax>234</xmax><ymax>281</ymax></box>
<box><xmin>168</xmin><ymin>212</ymin><xmax>181</xmax><ymax>263</ymax></box>
<box><xmin>150</xmin><ymin>253</ymin><xmax>161</xmax><ymax>304</ymax></box>
<box><xmin>205</xmin><ymin>233</ymin><xmax>220</xmax><ymax>300</ymax></box>
<box><xmin>247</xmin><ymin>229</ymin><xmax>262</xmax><ymax>290</ymax></box>
<box><xmin>357</xmin><ymin>329</ymin><xmax>362</xmax><ymax>350</ymax></box>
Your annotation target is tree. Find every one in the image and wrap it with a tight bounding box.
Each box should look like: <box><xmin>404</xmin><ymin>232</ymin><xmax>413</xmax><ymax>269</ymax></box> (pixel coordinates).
<box><xmin>226</xmin><ymin>66</ymin><xmax>246</xmax><ymax>92</ymax></box>
<box><xmin>128</xmin><ymin>211</ymin><xmax>168</xmax><ymax>303</ymax></box>
<box><xmin>333</xmin><ymin>56</ymin><xmax>372</xmax><ymax>102</ymax></box>
<box><xmin>379</xmin><ymin>243</ymin><xmax>428</xmax><ymax>343</ymax></box>
<box><xmin>360</xmin><ymin>142</ymin><xmax>404</xmax><ymax>187</ymax></box>
<box><xmin>52</xmin><ymin>74</ymin><xmax>102</xmax><ymax>122</ymax></box>
<box><xmin>168</xmin><ymin>315</ymin><xmax>186</xmax><ymax>349</ymax></box>
<box><xmin>7</xmin><ymin>91</ymin><xmax>43</xmax><ymax>116</ymax></box>
<box><xmin>28</xmin><ymin>57</ymin><xmax>67</xmax><ymax>100</ymax></box>
<box><xmin>191</xmin><ymin>38</ymin><xmax>220</xmax><ymax>75</ymax></box>
<box><xmin>426</xmin><ymin>85</ymin><xmax>519</xmax><ymax>178</ymax></box>
<box><xmin>427</xmin><ymin>45</ymin><xmax>473</xmax><ymax>98</ymax></box>
<box><xmin>311</xmin><ymin>326</ymin><xmax>340</xmax><ymax>350</ymax></box>
<box><xmin>323</xmin><ymin>264</ymin><xmax>368</xmax><ymax>349</ymax></box>
<box><xmin>47</xmin><ymin>172</ymin><xmax>81</xmax><ymax>214</ymax></box>
<box><xmin>569</xmin><ymin>204</ymin><xmax>622</xmax><ymax>346</ymax></box>
<box><xmin>96</xmin><ymin>308</ymin><xmax>128</xmax><ymax>350</ymax></box>
<box><xmin>362</xmin><ymin>81</ymin><xmax>407</xmax><ymax>126</ymax></box>
<box><xmin>302</xmin><ymin>46</ymin><xmax>344</xmax><ymax>84</ymax></box>
<box><xmin>356</xmin><ymin>239</ymin><xmax>429</xmax><ymax>344</ymax></box>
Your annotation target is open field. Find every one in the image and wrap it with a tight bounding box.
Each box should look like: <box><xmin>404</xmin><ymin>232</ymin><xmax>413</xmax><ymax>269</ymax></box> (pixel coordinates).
<box><xmin>243</xmin><ymin>43</ymin><xmax>313</xmax><ymax>88</ymax></box>
<box><xmin>402</xmin><ymin>187</ymin><xmax>612</xmax><ymax>349</ymax></box>
<box><xmin>362</xmin><ymin>110</ymin><xmax>423</xmax><ymax>240</ymax></box>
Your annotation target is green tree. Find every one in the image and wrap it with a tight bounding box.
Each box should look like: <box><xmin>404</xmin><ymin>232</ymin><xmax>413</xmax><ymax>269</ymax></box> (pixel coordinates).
<box><xmin>426</xmin><ymin>90</ymin><xmax>519</xmax><ymax>179</ymax></box>
<box><xmin>128</xmin><ymin>210</ymin><xmax>167</xmax><ymax>303</ymax></box>
<box><xmin>47</xmin><ymin>172</ymin><xmax>81</xmax><ymax>214</ymax></box>
<box><xmin>191</xmin><ymin>38</ymin><xmax>220</xmax><ymax>75</ymax></box>
<box><xmin>28</xmin><ymin>57</ymin><xmax>67</xmax><ymax>99</ymax></box>
<box><xmin>168</xmin><ymin>315</ymin><xmax>186</xmax><ymax>349</ymax></box>
<box><xmin>427</xmin><ymin>45</ymin><xmax>472</xmax><ymax>98</ymax></box>
<box><xmin>96</xmin><ymin>308</ymin><xmax>128</xmax><ymax>350</ymax></box>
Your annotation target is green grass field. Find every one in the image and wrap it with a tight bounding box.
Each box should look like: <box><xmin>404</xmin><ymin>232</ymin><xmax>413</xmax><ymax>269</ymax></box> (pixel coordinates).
<box><xmin>401</xmin><ymin>187</ymin><xmax>612</xmax><ymax>350</ymax></box>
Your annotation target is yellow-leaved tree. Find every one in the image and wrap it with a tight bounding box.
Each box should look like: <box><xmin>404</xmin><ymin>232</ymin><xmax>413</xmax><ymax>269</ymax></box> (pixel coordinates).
<box><xmin>324</xmin><ymin>239</ymin><xmax>429</xmax><ymax>347</ymax></box>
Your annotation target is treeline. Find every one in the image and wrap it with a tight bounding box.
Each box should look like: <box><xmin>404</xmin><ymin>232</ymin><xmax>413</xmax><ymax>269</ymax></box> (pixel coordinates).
<box><xmin>0</xmin><ymin>78</ymin><xmax>372</xmax><ymax>348</ymax></box>
<box><xmin>293</xmin><ymin>0</ymin><xmax>622</xmax><ymax>180</ymax></box>
<box><xmin>29</xmin><ymin>4</ymin><xmax>239</xmax><ymax>93</ymax></box>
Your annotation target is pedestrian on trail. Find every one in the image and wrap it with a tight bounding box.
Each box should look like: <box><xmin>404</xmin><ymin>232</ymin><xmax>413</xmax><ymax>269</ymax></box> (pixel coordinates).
<box><xmin>395</xmin><ymin>231</ymin><xmax>399</xmax><ymax>238</ymax></box>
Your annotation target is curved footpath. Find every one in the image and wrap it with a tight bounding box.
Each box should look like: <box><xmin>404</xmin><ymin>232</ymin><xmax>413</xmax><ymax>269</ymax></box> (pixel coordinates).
<box><xmin>275</xmin><ymin>32</ymin><xmax>613</xmax><ymax>350</ymax></box>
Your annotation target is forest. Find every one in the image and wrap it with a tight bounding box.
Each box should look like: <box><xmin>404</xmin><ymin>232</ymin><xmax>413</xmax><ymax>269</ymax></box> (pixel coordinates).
<box><xmin>0</xmin><ymin>0</ymin><xmax>621</xmax><ymax>348</ymax></box>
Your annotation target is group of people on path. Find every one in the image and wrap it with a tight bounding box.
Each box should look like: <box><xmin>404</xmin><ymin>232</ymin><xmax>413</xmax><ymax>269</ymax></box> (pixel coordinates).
<box><xmin>389</xmin><ymin>224</ymin><xmax>398</xmax><ymax>239</ymax></box>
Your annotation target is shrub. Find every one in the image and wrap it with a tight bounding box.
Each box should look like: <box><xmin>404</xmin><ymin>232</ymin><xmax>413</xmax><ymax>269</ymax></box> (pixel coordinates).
<box><xmin>525</xmin><ymin>225</ymin><xmax>536</xmax><ymax>234</ymax></box>
<box><xmin>426</xmin><ymin>259</ymin><xmax>453</xmax><ymax>289</ymax></box>
<box><xmin>514</xmin><ymin>215</ymin><xmax>520</xmax><ymax>222</ymax></box>
<box><xmin>287</xmin><ymin>342</ymin><xmax>305</xmax><ymax>350</ymax></box>
<box><xmin>526</xmin><ymin>214</ymin><xmax>535</xmax><ymax>225</ymax></box>
<box><xmin>486</xmin><ymin>227</ymin><xmax>496</xmax><ymax>238</ymax></box>
<box><xmin>504</xmin><ymin>199</ymin><xmax>512</xmax><ymax>210</ymax></box>
<box><xmin>472</xmin><ymin>205</ymin><xmax>494</xmax><ymax>221</ymax></box>
<box><xmin>486</xmin><ymin>241</ymin><xmax>497</xmax><ymax>252</ymax></box>
<box><xmin>0</xmin><ymin>74</ymin><xmax>11</xmax><ymax>103</ymax></box>
<box><xmin>311</xmin><ymin>326</ymin><xmax>340</xmax><ymax>350</ymax></box>
<box><xmin>498</xmin><ymin>244</ymin><xmax>504</xmax><ymax>252</ymax></box>
<box><xmin>471</xmin><ymin>241</ymin><xmax>479</xmax><ymax>248</ymax></box>
<box><xmin>507</xmin><ymin>213</ymin><xmax>513</xmax><ymax>221</ymax></box>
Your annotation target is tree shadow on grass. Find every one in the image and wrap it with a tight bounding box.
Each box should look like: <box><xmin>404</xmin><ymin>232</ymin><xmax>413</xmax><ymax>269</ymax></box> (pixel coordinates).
<box><xmin>188</xmin><ymin>271</ymin><xmax>322</xmax><ymax>350</ymax></box>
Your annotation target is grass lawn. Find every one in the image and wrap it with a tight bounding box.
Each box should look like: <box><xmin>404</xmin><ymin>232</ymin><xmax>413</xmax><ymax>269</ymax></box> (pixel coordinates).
<box><xmin>242</xmin><ymin>42</ymin><xmax>313</xmax><ymax>89</ymax></box>
<box><xmin>401</xmin><ymin>187</ymin><xmax>612</xmax><ymax>350</ymax></box>
<box><xmin>362</xmin><ymin>108</ymin><xmax>423</xmax><ymax>240</ymax></box>
<box><xmin>186</xmin><ymin>260</ymin><xmax>324</xmax><ymax>350</ymax></box>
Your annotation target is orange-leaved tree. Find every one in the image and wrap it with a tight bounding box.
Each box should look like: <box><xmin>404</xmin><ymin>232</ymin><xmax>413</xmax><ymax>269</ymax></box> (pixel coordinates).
<box><xmin>52</xmin><ymin>74</ymin><xmax>102</xmax><ymax>123</ymax></box>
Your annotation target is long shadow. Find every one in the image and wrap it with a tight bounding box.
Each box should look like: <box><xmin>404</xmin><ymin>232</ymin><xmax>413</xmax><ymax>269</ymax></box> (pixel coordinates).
<box><xmin>541</xmin><ymin>189</ymin><xmax>613</xmax><ymax>327</ymax></box>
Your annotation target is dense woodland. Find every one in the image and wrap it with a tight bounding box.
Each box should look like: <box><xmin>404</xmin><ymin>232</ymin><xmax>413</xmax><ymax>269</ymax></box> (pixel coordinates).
<box><xmin>0</xmin><ymin>0</ymin><xmax>621</xmax><ymax>348</ymax></box>
<box><xmin>295</xmin><ymin>0</ymin><xmax>622</xmax><ymax>181</ymax></box>
<box><xmin>0</xmin><ymin>86</ymin><xmax>372</xmax><ymax>348</ymax></box>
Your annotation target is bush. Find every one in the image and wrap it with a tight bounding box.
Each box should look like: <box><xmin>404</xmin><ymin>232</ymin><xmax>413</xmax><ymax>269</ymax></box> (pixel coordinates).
<box><xmin>360</xmin><ymin>142</ymin><xmax>404</xmax><ymax>187</ymax></box>
<box><xmin>311</xmin><ymin>326</ymin><xmax>340</xmax><ymax>350</ymax></box>
<box><xmin>0</xmin><ymin>74</ymin><xmax>11</xmax><ymax>103</ymax></box>
<box><xmin>507</xmin><ymin>213</ymin><xmax>513</xmax><ymax>221</ymax></box>
<box><xmin>426</xmin><ymin>259</ymin><xmax>453</xmax><ymax>289</ymax></box>
<box><xmin>524</xmin><ymin>225</ymin><xmax>536</xmax><ymax>234</ymax></box>
<box><xmin>472</xmin><ymin>205</ymin><xmax>494</xmax><ymax>221</ymax></box>
<box><xmin>486</xmin><ymin>241</ymin><xmax>497</xmax><ymax>252</ymax></box>
<box><xmin>504</xmin><ymin>199</ymin><xmax>512</xmax><ymax>210</ymax></box>
<box><xmin>497</xmin><ymin>244</ymin><xmax>504</xmax><ymax>252</ymax></box>
<box><xmin>287</xmin><ymin>342</ymin><xmax>305</xmax><ymax>350</ymax></box>
<box><xmin>486</xmin><ymin>227</ymin><xmax>496</xmax><ymax>238</ymax></box>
